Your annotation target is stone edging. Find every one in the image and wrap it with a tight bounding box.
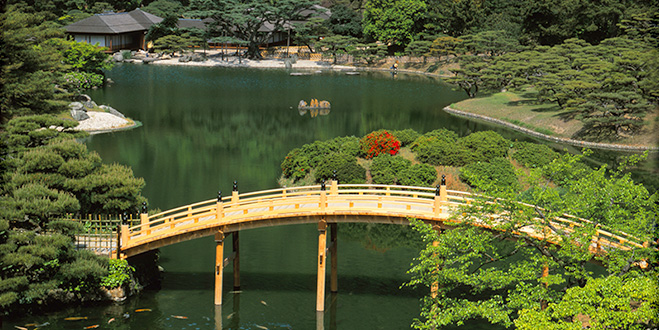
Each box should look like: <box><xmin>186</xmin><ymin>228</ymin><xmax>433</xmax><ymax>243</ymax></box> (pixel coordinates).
<box><xmin>443</xmin><ymin>106</ymin><xmax>659</xmax><ymax>152</ymax></box>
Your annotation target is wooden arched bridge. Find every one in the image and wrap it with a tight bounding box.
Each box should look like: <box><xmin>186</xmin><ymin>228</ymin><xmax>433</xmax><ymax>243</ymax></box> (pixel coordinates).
<box><xmin>83</xmin><ymin>181</ymin><xmax>649</xmax><ymax>311</ymax></box>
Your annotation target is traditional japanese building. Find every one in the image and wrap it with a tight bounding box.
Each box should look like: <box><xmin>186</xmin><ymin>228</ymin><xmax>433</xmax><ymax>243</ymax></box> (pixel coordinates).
<box><xmin>64</xmin><ymin>9</ymin><xmax>162</xmax><ymax>52</ymax></box>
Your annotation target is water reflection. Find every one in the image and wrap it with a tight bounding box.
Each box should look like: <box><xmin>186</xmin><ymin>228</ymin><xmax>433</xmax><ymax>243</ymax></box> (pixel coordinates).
<box><xmin>297</xmin><ymin>98</ymin><xmax>331</xmax><ymax>118</ymax></box>
<box><xmin>298</xmin><ymin>107</ymin><xmax>331</xmax><ymax>118</ymax></box>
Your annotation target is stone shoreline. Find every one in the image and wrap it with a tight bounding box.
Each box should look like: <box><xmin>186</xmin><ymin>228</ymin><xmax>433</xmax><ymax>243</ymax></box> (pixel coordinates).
<box><xmin>443</xmin><ymin>106</ymin><xmax>659</xmax><ymax>152</ymax></box>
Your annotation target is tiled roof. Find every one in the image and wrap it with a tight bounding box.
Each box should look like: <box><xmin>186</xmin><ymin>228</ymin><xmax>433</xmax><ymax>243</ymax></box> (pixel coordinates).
<box><xmin>65</xmin><ymin>9</ymin><xmax>163</xmax><ymax>34</ymax></box>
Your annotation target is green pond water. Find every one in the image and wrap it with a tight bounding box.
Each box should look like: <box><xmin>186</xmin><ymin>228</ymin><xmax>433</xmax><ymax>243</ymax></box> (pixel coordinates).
<box><xmin>4</xmin><ymin>64</ymin><xmax>655</xmax><ymax>330</ymax></box>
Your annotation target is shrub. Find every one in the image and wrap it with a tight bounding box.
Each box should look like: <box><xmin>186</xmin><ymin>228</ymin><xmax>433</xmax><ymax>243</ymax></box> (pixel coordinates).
<box><xmin>280</xmin><ymin>136</ymin><xmax>361</xmax><ymax>182</ymax></box>
<box><xmin>281</xmin><ymin>147</ymin><xmax>310</xmax><ymax>182</ymax></box>
<box><xmin>100</xmin><ymin>259</ymin><xmax>134</xmax><ymax>288</ymax></box>
<box><xmin>360</xmin><ymin>130</ymin><xmax>401</xmax><ymax>159</ymax></box>
<box><xmin>315</xmin><ymin>152</ymin><xmax>366</xmax><ymax>183</ymax></box>
<box><xmin>398</xmin><ymin>163</ymin><xmax>437</xmax><ymax>186</ymax></box>
<box><xmin>457</xmin><ymin>131</ymin><xmax>511</xmax><ymax>163</ymax></box>
<box><xmin>412</xmin><ymin>137</ymin><xmax>471</xmax><ymax>166</ymax></box>
<box><xmin>370</xmin><ymin>154</ymin><xmax>412</xmax><ymax>184</ymax></box>
<box><xmin>391</xmin><ymin>129</ymin><xmax>420</xmax><ymax>146</ymax></box>
<box><xmin>62</xmin><ymin>71</ymin><xmax>105</xmax><ymax>91</ymax></box>
<box><xmin>459</xmin><ymin>157</ymin><xmax>519</xmax><ymax>192</ymax></box>
<box><xmin>511</xmin><ymin>141</ymin><xmax>559</xmax><ymax>168</ymax></box>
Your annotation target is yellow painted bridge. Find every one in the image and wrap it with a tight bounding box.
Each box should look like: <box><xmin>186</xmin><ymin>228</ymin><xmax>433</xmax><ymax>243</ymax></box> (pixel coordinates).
<box><xmin>105</xmin><ymin>181</ymin><xmax>647</xmax><ymax>311</ymax></box>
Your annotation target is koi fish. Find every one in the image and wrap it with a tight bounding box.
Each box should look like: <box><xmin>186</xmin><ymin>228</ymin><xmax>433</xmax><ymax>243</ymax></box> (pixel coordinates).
<box><xmin>83</xmin><ymin>325</ymin><xmax>99</xmax><ymax>329</ymax></box>
<box><xmin>227</xmin><ymin>312</ymin><xmax>235</xmax><ymax>320</ymax></box>
<box><xmin>107</xmin><ymin>318</ymin><xmax>115</xmax><ymax>324</ymax></box>
<box><xmin>134</xmin><ymin>309</ymin><xmax>152</xmax><ymax>312</ymax></box>
<box><xmin>260</xmin><ymin>300</ymin><xmax>267</xmax><ymax>306</ymax></box>
<box><xmin>64</xmin><ymin>317</ymin><xmax>88</xmax><ymax>321</ymax></box>
<box><xmin>229</xmin><ymin>290</ymin><xmax>242</xmax><ymax>294</ymax></box>
<box><xmin>24</xmin><ymin>324</ymin><xmax>37</xmax><ymax>327</ymax></box>
<box><xmin>255</xmin><ymin>325</ymin><xmax>268</xmax><ymax>330</ymax></box>
<box><xmin>15</xmin><ymin>326</ymin><xmax>28</xmax><ymax>330</ymax></box>
<box><xmin>170</xmin><ymin>315</ymin><xmax>188</xmax><ymax>319</ymax></box>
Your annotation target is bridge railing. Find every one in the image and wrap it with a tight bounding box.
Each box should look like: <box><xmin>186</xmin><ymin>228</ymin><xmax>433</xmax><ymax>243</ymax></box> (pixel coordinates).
<box><xmin>454</xmin><ymin>194</ymin><xmax>647</xmax><ymax>251</ymax></box>
<box><xmin>120</xmin><ymin>183</ymin><xmax>651</xmax><ymax>255</ymax></box>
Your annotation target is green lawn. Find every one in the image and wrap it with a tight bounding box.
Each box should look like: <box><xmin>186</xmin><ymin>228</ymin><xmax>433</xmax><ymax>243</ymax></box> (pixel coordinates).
<box><xmin>451</xmin><ymin>90</ymin><xmax>583</xmax><ymax>138</ymax></box>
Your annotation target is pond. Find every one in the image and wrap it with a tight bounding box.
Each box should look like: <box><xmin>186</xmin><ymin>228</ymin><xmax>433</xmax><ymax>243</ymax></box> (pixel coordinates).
<box><xmin>4</xmin><ymin>64</ymin><xmax>654</xmax><ymax>330</ymax></box>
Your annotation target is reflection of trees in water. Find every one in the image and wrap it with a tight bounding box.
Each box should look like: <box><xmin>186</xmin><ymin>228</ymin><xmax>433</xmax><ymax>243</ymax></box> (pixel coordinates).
<box><xmin>340</xmin><ymin>223</ymin><xmax>424</xmax><ymax>251</ymax></box>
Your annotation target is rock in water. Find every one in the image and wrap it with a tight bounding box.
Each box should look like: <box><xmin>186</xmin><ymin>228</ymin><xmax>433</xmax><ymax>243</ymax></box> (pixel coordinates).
<box><xmin>113</xmin><ymin>53</ymin><xmax>124</xmax><ymax>62</ymax></box>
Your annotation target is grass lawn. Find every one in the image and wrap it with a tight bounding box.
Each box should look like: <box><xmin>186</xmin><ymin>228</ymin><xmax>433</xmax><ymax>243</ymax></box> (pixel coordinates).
<box><xmin>451</xmin><ymin>89</ymin><xmax>583</xmax><ymax>138</ymax></box>
<box><xmin>450</xmin><ymin>90</ymin><xmax>659</xmax><ymax>147</ymax></box>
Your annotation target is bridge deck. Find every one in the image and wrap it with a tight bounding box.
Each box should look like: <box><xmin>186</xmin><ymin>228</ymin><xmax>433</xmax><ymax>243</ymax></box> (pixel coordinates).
<box><xmin>113</xmin><ymin>183</ymin><xmax>647</xmax><ymax>257</ymax></box>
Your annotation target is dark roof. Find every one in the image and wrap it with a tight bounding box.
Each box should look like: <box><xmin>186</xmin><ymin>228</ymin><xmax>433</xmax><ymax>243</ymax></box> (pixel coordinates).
<box><xmin>177</xmin><ymin>18</ymin><xmax>211</xmax><ymax>30</ymax></box>
<box><xmin>65</xmin><ymin>9</ymin><xmax>162</xmax><ymax>34</ymax></box>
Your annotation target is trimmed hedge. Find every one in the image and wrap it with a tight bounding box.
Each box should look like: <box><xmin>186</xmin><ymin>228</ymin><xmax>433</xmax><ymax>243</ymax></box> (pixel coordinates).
<box><xmin>511</xmin><ymin>141</ymin><xmax>559</xmax><ymax>168</ymax></box>
<box><xmin>459</xmin><ymin>157</ymin><xmax>519</xmax><ymax>191</ymax></box>
<box><xmin>314</xmin><ymin>152</ymin><xmax>366</xmax><ymax>183</ymax></box>
<box><xmin>370</xmin><ymin>154</ymin><xmax>412</xmax><ymax>184</ymax></box>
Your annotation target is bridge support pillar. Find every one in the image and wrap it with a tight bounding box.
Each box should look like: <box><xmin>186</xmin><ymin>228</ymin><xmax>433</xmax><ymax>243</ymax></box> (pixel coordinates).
<box><xmin>233</xmin><ymin>232</ymin><xmax>240</xmax><ymax>290</ymax></box>
<box><xmin>316</xmin><ymin>219</ymin><xmax>327</xmax><ymax>311</ymax></box>
<box><xmin>330</xmin><ymin>223</ymin><xmax>338</xmax><ymax>293</ymax></box>
<box><xmin>215</xmin><ymin>231</ymin><xmax>225</xmax><ymax>305</ymax></box>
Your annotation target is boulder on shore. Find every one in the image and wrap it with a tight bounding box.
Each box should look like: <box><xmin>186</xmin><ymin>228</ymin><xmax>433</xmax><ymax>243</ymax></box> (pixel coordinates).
<box><xmin>113</xmin><ymin>52</ymin><xmax>124</xmax><ymax>62</ymax></box>
<box><xmin>99</xmin><ymin>105</ymin><xmax>125</xmax><ymax>118</ymax></box>
<box><xmin>69</xmin><ymin>102</ymin><xmax>89</xmax><ymax>121</ymax></box>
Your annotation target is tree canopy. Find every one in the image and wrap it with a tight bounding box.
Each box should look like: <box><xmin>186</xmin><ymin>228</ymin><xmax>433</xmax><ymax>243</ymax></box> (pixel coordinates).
<box><xmin>187</xmin><ymin>0</ymin><xmax>320</xmax><ymax>59</ymax></box>
<box><xmin>405</xmin><ymin>151</ymin><xmax>657</xmax><ymax>329</ymax></box>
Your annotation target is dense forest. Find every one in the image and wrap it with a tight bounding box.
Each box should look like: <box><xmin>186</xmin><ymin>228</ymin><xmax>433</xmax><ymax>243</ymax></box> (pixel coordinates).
<box><xmin>1</xmin><ymin>0</ymin><xmax>657</xmax><ymax>322</ymax></box>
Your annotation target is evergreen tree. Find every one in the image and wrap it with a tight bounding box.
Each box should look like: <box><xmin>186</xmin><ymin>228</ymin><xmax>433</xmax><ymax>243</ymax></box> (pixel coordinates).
<box><xmin>0</xmin><ymin>5</ymin><xmax>69</xmax><ymax>123</ymax></box>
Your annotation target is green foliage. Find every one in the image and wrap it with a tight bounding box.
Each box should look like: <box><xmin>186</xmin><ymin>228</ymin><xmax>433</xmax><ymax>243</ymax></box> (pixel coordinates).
<box><xmin>1</xmin><ymin>5</ymin><xmax>69</xmax><ymax>122</ymax></box>
<box><xmin>49</xmin><ymin>38</ymin><xmax>112</xmax><ymax>74</ymax></box>
<box><xmin>100</xmin><ymin>259</ymin><xmax>134</xmax><ymax>288</ymax></box>
<box><xmin>154</xmin><ymin>35</ymin><xmax>194</xmax><ymax>55</ymax></box>
<box><xmin>460</xmin><ymin>158</ymin><xmax>519</xmax><ymax>192</ymax></box>
<box><xmin>457</xmin><ymin>131</ymin><xmax>511</xmax><ymax>163</ymax></box>
<box><xmin>317</xmin><ymin>35</ymin><xmax>358</xmax><ymax>64</ymax></box>
<box><xmin>515</xmin><ymin>276</ymin><xmax>659</xmax><ymax>329</ymax></box>
<box><xmin>143</xmin><ymin>0</ymin><xmax>185</xmax><ymax>18</ymax></box>
<box><xmin>391</xmin><ymin>128</ymin><xmax>420</xmax><ymax>146</ymax></box>
<box><xmin>187</xmin><ymin>0</ymin><xmax>320</xmax><ymax>59</ymax></box>
<box><xmin>406</xmin><ymin>151</ymin><xmax>657</xmax><ymax>329</ymax></box>
<box><xmin>314</xmin><ymin>152</ymin><xmax>366</xmax><ymax>183</ymax></box>
<box><xmin>370</xmin><ymin>154</ymin><xmax>412</xmax><ymax>184</ymax></box>
<box><xmin>349</xmin><ymin>42</ymin><xmax>388</xmax><ymax>65</ymax></box>
<box><xmin>511</xmin><ymin>142</ymin><xmax>559</xmax><ymax>168</ymax></box>
<box><xmin>359</xmin><ymin>130</ymin><xmax>401</xmax><ymax>159</ymax></box>
<box><xmin>281</xmin><ymin>136</ymin><xmax>360</xmax><ymax>183</ymax></box>
<box><xmin>405</xmin><ymin>40</ymin><xmax>432</xmax><ymax>63</ymax></box>
<box><xmin>411</xmin><ymin>130</ymin><xmax>510</xmax><ymax>166</ymax></box>
<box><xmin>363</xmin><ymin>0</ymin><xmax>427</xmax><ymax>48</ymax></box>
<box><xmin>398</xmin><ymin>163</ymin><xmax>437</xmax><ymax>187</ymax></box>
<box><xmin>146</xmin><ymin>15</ymin><xmax>179</xmax><ymax>42</ymax></box>
<box><xmin>325</xmin><ymin>4</ymin><xmax>362</xmax><ymax>38</ymax></box>
<box><xmin>62</xmin><ymin>71</ymin><xmax>105</xmax><ymax>91</ymax></box>
<box><xmin>59</xmin><ymin>250</ymin><xmax>108</xmax><ymax>293</ymax></box>
<box><xmin>447</xmin><ymin>55</ymin><xmax>488</xmax><ymax>98</ymax></box>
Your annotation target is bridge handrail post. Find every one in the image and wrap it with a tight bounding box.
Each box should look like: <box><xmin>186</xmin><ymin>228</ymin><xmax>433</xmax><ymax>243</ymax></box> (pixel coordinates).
<box><xmin>330</xmin><ymin>180</ymin><xmax>338</xmax><ymax>195</ymax></box>
<box><xmin>120</xmin><ymin>224</ymin><xmax>129</xmax><ymax>258</ymax></box>
<box><xmin>216</xmin><ymin>191</ymin><xmax>224</xmax><ymax>221</ymax></box>
<box><xmin>320</xmin><ymin>181</ymin><xmax>327</xmax><ymax>211</ymax></box>
<box><xmin>231</xmin><ymin>181</ymin><xmax>239</xmax><ymax>204</ymax></box>
<box><xmin>140</xmin><ymin>202</ymin><xmax>148</xmax><ymax>237</ymax></box>
<box><xmin>434</xmin><ymin>175</ymin><xmax>448</xmax><ymax>216</ymax></box>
